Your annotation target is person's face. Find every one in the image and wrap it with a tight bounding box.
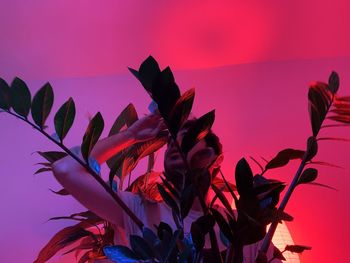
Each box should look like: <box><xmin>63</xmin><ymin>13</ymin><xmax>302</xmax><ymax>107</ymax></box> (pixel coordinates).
<box><xmin>164</xmin><ymin>127</ymin><xmax>218</xmax><ymax>177</ymax></box>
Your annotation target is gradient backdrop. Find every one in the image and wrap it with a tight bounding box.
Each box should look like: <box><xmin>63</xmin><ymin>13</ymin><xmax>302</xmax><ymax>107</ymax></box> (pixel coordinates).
<box><xmin>0</xmin><ymin>1</ymin><xmax>350</xmax><ymax>262</ymax></box>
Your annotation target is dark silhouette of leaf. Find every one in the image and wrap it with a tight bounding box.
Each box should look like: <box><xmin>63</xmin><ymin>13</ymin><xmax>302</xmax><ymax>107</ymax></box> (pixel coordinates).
<box><xmin>37</xmin><ymin>151</ymin><xmax>68</xmax><ymax>163</ymax></box>
<box><xmin>142</xmin><ymin>227</ymin><xmax>160</xmax><ymax>249</ymax></box>
<box><xmin>62</xmin><ymin>236</ymin><xmax>97</xmax><ymax>255</ymax></box>
<box><xmin>285</xmin><ymin>244</ymin><xmax>311</xmax><ymax>254</ymax></box>
<box><xmin>34</xmin><ymin>167</ymin><xmax>52</xmax><ymax>175</ymax></box>
<box><xmin>157</xmin><ymin>183</ymin><xmax>180</xmax><ymax>216</ymax></box>
<box><xmin>108</xmin><ymin>103</ymin><xmax>138</xmax><ymax>137</ymax></box>
<box><xmin>160</xmin><ymin>176</ymin><xmax>180</xmax><ymax>200</ymax></box>
<box><xmin>305</xmin><ymin>136</ymin><xmax>318</xmax><ymax>162</ymax></box>
<box><xmin>130</xmin><ymin>235</ymin><xmax>154</xmax><ymax>260</ymax></box>
<box><xmin>210</xmin><ymin>208</ymin><xmax>234</xmax><ymax>242</ymax></box>
<box><xmin>81</xmin><ymin>112</ymin><xmax>104</xmax><ymax>162</ymax></box>
<box><xmin>308</xmin><ymin>81</ymin><xmax>332</xmax><ymax>136</ymax></box>
<box><xmin>34</xmin><ymin>222</ymin><xmax>92</xmax><ymax>263</ymax></box>
<box><xmin>328</xmin><ymin>71</ymin><xmax>339</xmax><ymax>94</ymax></box>
<box><xmin>265</xmin><ymin>149</ymin><xmax>305</xmax><ymax>170</ymax></box>
<box><xmin>156</xmin><ymin>222</ymin><xmax>173</xmax><ymax>240</ymax></box>
<box><xmin>163</xmin><ymin>229</ymin><xmax>182</xmax><ymax>263</ymax></box>
<box><xmin>190</xmin><ymin>221</ymin><xmax>205</xmax><ymax>250</ymax></box>
<box><xmin>103</xmin><ymin>245</ymin><xmax>140</xmax><ymax>263</ymax></box>
<box><xmin>152</xmin><ymin>67</ymin><xmax>181</xmax><ymax>119</ymax></box>
<box><xmin>318</xmin><ymin>137</ymin><xmax>350</xmax><ymax>142</ymax></box>
<box><xmin>180</xmin><ymin>184</ymin><xmax>196</xmax><ymax>219</ymax></box>
<box><xmin>273</xmin><ymin>246</ymin><xmax>286</xmax><ymax>261</ymax></box>
<box><xmin>298</xmin><ymin>168</ymin><xmax>318</xmax><ymax>185</ymax></box>
<box><xmin>0</xmin><ymin>78</ymin><xmax>11</xmax><ymax>110</ymax></box>
<box><xmin>262</xmin><ymin>208</ymin><xmax>294</xmax><ymax>223</ymax></box>
<box><xmin>211</xmin><ymin>184</ymin><xmax>234</xmax><ymax>217</ymax></box>
<box><xmin>235</xmin><ymin>158</ymin><xmax>254</xmax><ymax>197</ymax></box>
<box><xmin>49</xmin><ymin>188</ymin><xmax>70</xmax><ymax>196</ymax></box>
<box><xmin>10</xmin><ymin>77</ymin><xmax>31</xmax><ymax>118</ymax></box>
<box><xmin>54</xmin><ymin>97</ymin><xmax>76</xmax><ymax>142</ymax></box>
<box><xmin>31</xmin><ymin>83</ymin><xmax>54</xmax><ymax>129</ymax></box>
<box><xmin>249</xmin><ymin>156</ymin><xmax>264</xmax><ymax>172</ymax></box>
<box><xmin>194</xmin><ymin>214</ymin><xmax>216</xmax><ymax>235</ymax></box>
<box><xmin>181</xmin><ymin>110</ymin><xmax>215</xmax><ymax>154</ymax></box>
<box><xmin>168</xmin><ymin>88</ymin><xmax>195</xmax><ymax>134</ymax></box>
<box><xmin>133</xmin><ymin>56</ymin><xmax>161</xmax><ymax>92</ymax></box>
<box><xmin>308</xmin><ymin>160</ymin><xmax>343</xmax><ymax>169</ymax></box>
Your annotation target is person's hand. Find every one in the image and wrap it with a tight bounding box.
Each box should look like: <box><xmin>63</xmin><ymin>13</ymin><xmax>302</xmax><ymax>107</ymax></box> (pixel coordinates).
<box><xmin>127</xmin><ymin>113</ymin><xmax>167</xmax><ymax>142</ymax></box>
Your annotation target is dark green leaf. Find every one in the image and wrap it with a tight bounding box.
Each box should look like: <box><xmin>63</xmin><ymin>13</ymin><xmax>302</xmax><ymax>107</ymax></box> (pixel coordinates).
<box><xmin>190</xmin><ymin>222</ymin><xmax>205</xmax><ymax>250</ymax></box>
<box><xmin>157</xmin><ymin>183</ymin><xmax>180</xmax><ymax>216</ymax></box>
<box><xmin>137</xmin><ymin>56</ymin><xmax>161</xmax><ymax>91</ymax></box>
<box><xmin>37</xmin><ymin>151</ymin><xmax>68</xmax><ymax>163</ymax></box>
<box><xmin>163</xmin><ymin>229</ymin><xmax>182</xmax><ymax>263</ymax></box>
<box><xmin>130</xmin><ymin>235</ymin><xmax>154</xmax><ymax>260</ymax></box>
<box><xmin>54</xmin><ymin>97</ymin><xmax>76</xmax><ymax>142</ymax></box>
<box><xmin>210</xmin><ymin>208</ymin><xmax>234</xmax><ymax>242</ymax></box>
<box><xmin>31</xmin><ymin>83</ymin><xmax>54</xmax><ymax>129</ymax></box>
<box><xmin>235</xmin><ymin>158</ymin><xmax>254</xmax><ymax>197</ymax></box>
<box><xmin>168</xmin><ymin>88</ymin><xmax>195</xmax><ymax>135</ymax></box>
<box><xmin>156</xmin><ymin>222</ymin><xmax>173</xmax><ymax>240</ymax></box>
<box><xmin>328</xmin><ymin>71</ymin><xmax>339</xmax><ymax>94</ymax></box>
<box><xmin>285</xmin><ymin>244</ymin><xmax>311</xmax><ymax>254</ymax></box>
<box><xmin>180</xmin><ymin>184</ymin><xmax>196</xmax><ymax>219</ymax></box>
<box><xmin>81</xmin><ymin>112</ymin><xmax>104</xmax><ymax>162</ymax></box>
<box><xmin>211</xmin><ymin>184</ymin><xmax>234</xmax><ymax>217</ymax></box>
<box><xmin>142</xmin><ymin>227</ymin><xmax>160</xmax><ymax>248</ymax></box>
<box><xmin>181</xmin><ymin>110</ymin><xmax>215</xmax><ymax>154</ymax></box>
<box><xmin>265</xmin><ymin>149</ymin><xmax>305</xmax><ymax>170</ymax></box>
<box><xmin>298</xmin><ymin>168</ymin><xmax>318</xmax><ymax>184</ymax></box>
<box><xmin>0</xmin><ymin>78</ymin><xmax>11</xmax><ymax>110</ymax></box>
<box><xmin>10</xmin><ymin>77</ymin><xmax>31</xmax><ymax>118</ymax></box>
<box><xmin>306</xmin><ymin>136</ymin><xmax>318</xmax><ymax>162</ymax></box>
<box><xmin>193</xmin><ymin>214</ymin><xmax>215</xmax><ymax>235</ymax></box>
<box><xmin>108</xmin><ymin>103</ymin><xmax>138</xmax><ymax>137</ymax></box>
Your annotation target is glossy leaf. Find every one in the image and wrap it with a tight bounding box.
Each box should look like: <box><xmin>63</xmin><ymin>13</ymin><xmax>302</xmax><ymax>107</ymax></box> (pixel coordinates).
<box><xmin>54</xmin><ymin>97</ymin><xmax>76</xmax><ymax>142</ymax></box>
<box><xmin>235</xmin><ymin>158</ymin><xmax>254</xmax><ymax>197</ymax></box>
<box><xmin>180</xmin><ymin>184</ymin><xmax>196</xmax><ymax>219</ymax></box>
<box><xmin>31</xmin><ymin>83</ymin><xmax>54</xmax><ymax>129</ymax></box>
<box><xmin>0</xmin><ymin>78</ymin><xmax>11</xmax><ymax>110</ymax></box>
<box><xmin>81</xmin><ymin>112</ymin><xmax>104</xmax><ymax>162</ymax></box>
<box><xmin>10</xmin><ymin>77</ymin><xmax>31</xmax><ymax>118</ymax></box>
<box><xmin>211</xmin><ymin>184</ymin><xmax>234</xmax><ymax>217</ymax></box>
<box><xmin>265</xmin><ymin>149</ymin><xmax>305</xmax><ymax>170</ymax></box>
<box><xmin>210</xmin><ymin>208</ymin><xmax>234</xmax><ymax>242</ymax></box>
<box><xmin>328</xmin><ymin>71</ymin><xmax>339</xmax><ymax>94</ymax></box>
<box><xmin>168</xmin><ymin>88</ymin><xmax>195</xmax><ymax>135</ymax></box>
<box><xmin>298</xmin><ymin>168</ymin><xmax>318</xmax><ymax>184</ymax></box>
<box><xmin>305</xmin><ymin>136</ymin><xmax>318</xmax><ymax>162</ymax></box>
<box><xmin>108</xmin><ymin>103</ymin><xmax>138</xmax><ymax>137</ymax></box>
<box><xmin>181</xmin><ymin>110</ymin><xmax>215</xmax><ymax>154</ymax></box>
<box><xmin>131</xmin><ymin>56</ymin><xmax>161</xmax><ymax>92</ymax></box>
<box><xmin>103</xmin><ymin>245</ymin><xmax>140</xmax><ymax>263</ymax></box>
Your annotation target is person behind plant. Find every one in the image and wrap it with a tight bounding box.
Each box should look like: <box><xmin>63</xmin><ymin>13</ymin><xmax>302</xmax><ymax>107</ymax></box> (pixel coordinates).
<box><xmin>52</xmin><ymin>112</ymin><xmax>279</xmax><ymax>262</ymax></box>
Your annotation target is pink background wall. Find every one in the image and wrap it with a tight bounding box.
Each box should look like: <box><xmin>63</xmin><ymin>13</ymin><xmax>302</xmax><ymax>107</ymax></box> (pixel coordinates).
<box><xmin>1</xmin><ymin>1</ymin><xmax>350</xmax><ymax>262</ymax></box>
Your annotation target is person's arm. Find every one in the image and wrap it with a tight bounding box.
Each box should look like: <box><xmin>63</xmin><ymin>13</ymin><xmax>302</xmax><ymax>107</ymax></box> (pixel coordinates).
<box><xmin>51</xmin><ymin>113</ymin><xmax>165</xmax><ymax>226</ymax></box>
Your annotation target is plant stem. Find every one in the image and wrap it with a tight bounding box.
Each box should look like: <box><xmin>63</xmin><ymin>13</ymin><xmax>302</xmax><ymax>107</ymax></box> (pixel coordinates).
<box><xmin>5</xmin><ymin>110</ymin><xmax>144</xmax><ymax>230</ymax></box>
<box><xmin>259</xmin><ymin>151</ymin><xmax>308</xmax><ymax>254</ymax></box>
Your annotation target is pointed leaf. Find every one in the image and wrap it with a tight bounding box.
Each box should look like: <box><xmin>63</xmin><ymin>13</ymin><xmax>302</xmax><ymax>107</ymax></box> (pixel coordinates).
<box><xmin>328</xmin><ymin>71</ymin><xmax>339</xmax><ymax>94</ymax></box>
<box><xmin>306</xmin><ymin>136</ymin><xmax>318</xmax><ymax>162</ymax></box>
<box><xmin>211</xmin><ymin>184</ymin><xmax>234</xmax><ymax>217</ymax></box>
<box><xmin>168</xmin><ymin>88</ymin><xmax>195</xmax><ymax>135</ymax></box>
<box><xmin>235</xmin><ymin>158</ymin><xmax>254</xmax><ymax>197</ymax></box>
<box><xmin>34</xmin><ymin>167</ymin><xmax>52</xmax><ymax>175</ymax></box>
<box><xmin>137</xmin><ymin>56</ymin><xmax>161</xmax><ymax>92</ymax></box>
<box><xmin>81</xmin><ymin>112</ymin><xmax>104</xmax><ymax>162</ymax></box>
<box><xmin>157</xmin><ymin>183</ymin><xmax>180</xmax><ymax>216</ymax></box>
<box><xmin>49</xmin><ymin>188</ymin><xmax>70</xmax><ymax>196</ymax></box>
<box><xmin>108</xmin><ymin>103</ymin><xmax>138</xmax><ymax>137</ymax></box>
<box><xmin>265</xmin><ymin>149</ymin><xmax>305</xmax><ymax>170</ymax></box>
<box><xmin>273</xmin><ymin>246</ymin><xmax>286</xmax><ymax>260</ymax></box>
<box><xmin>37</xmin><ymin>151</ymin><xmax>68</xmax><ymax>163</ymax></box>
<box><xmin>10</xmin><ymin>77</ymin><xmax>31</xmax><ymax>117</ymax></box>
<box><xmin>298</xmin><ymin>168</ymin><xmax>318</xmax><ymax>185</ymax></box>
<box><xmin>0</xmin><ymin>78</ymin><xmax>11</xmax><ymax>110</ymax></box>
<box><xmin>54</xmin><ymin>97</ymin><xmax>76</xmax><ymax>142</ymax></box>
<box><xmin>31</xmin><ymin>83</ymin><xmax>54</xmax><ymax>129</ymax></box>
<box><xmin>181</xmin><ymin>110</ymin><xmax>215</xmax><ymax>154</ymax></box>
<box><xmin>210</xmin><ymin>208</ymin><xmax>234</xmax><ymax>242</ymax></box>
